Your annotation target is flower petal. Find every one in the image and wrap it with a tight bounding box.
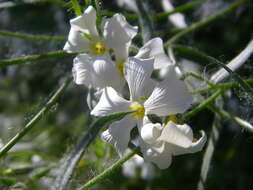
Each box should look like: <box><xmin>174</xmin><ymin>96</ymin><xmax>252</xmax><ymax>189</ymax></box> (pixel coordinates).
<box><xmin>101</xmin><ymin>115</ymin><xmax>136</xmax><ymax>156</ymax></box>
<box><xmin>103</xmin><ymin>14</ymin><xmax>138</xmax><ymax>61</ymax></box>
<box><xmin>144</xmin><ymin>65</ymin><xmax>193</xmax><ymax>116</ymax></box>
<box><xmin>140</xmin><ymin>123</ymin><xmax>163</xmax><ymax>145</ymax></box>
<box><xmin>64</xmin><ymin>28</ymin><xmax>90</xmax><ymax>53</ymax></box>
<box><xmin>92</xmin><ymin>54</ymin><xmax>125</xmax><ymax>90</ymax></box>
<box><xmin>73</xmin><ymin>54</ymin><xmax>124</xmax><ymax>90</ymax></box>
<box><xmin>135</xmin><ymin>37</ymin><xmax>172</xmax><ymax>69</ymax></box>
<box><xmin>124</xmin><ymin>57</ymin><xmax>154</xmax><ymax>101</ymax></box>
<box><xmin>72</xmin><ymin>54</ymin><xmax>93</xmax><ymax>86</ymax></box>
<box><xmin>140</xmin><ymin>140</ymin><xmax>172</xmax><ymax>169</ymax></box>
<box><xmin>70</xmin><ymin>6</ymin><xmax>99</xmax><ymax>38</ymax></box>
<box><xmin>159</xmin><ymin>121</ymin><xmax>207</xmax><ymax>156</ymax></box>
<box><xmin>91</xmin><ymin>87</ymin><xmax>130</xmax><ymax>117</ymax></box>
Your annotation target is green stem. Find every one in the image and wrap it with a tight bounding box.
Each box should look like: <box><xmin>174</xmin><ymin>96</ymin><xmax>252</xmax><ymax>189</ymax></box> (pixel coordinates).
<box><xmin>154</xmin><ymin>0</ymin><xmax>206</xmax><ymax>21</ymax></box>
<box><xmin>0</xmin><ymin>30</ymin><xmax>66</xmax><ymax>42</ymax></box>
<box><xmin>136</xmin><ymin>0</ymin><xmax>154</xmax><ymax>43</ymax></box>
<box><xmin>71</xmin><ymin>0</ymin><xmax>82</xmax><ymax>16</ymax></box>
<box><xmin>192</xmin><ymin>78</ymin><xmax>253</xmax><ymax>94</ymax></box>
<box><xmin>77</xmin><ymin>149</ymin><xmax>137</xmax><ymax>190</ymax></box>
<box><xmin>183</xmin><ymin>89</ymin><xmax>224</xmax><ymax>120</ymax></box>
<box><xmin>0</xmin><ymin>77</ymin><xmax>72</xmax><ymax>158</ymax></box>
<box><xmin>165</xmin><ymin>0</ymin><xmax>247</xmax><ymax>46</ymax></box>
<box><xmin>210</xmin><ymin>105</ymin><xmax>253</xmax><ymax>133</ymax></box>
<box><xmin>0</xmin><ymin>50</ymin><xmax>75</xmax><ymax>68</ymax></box>
<box><xmin>174</xmin><ymin>44</ymin><xmax>253</xmax><ymax>95</ymax></box>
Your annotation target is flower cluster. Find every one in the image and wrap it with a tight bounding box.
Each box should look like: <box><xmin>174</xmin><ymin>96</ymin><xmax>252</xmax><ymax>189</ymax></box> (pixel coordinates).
<box><xmin>64</xmin><ymin>6</ymin><xmax>206</xmax><ymax>169</ymax></box>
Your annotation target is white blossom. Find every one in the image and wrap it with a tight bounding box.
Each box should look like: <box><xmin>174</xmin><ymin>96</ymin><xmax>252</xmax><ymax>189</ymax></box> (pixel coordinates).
<box><xmin>140</xmin><ymin>121</ymin><xmax>206</xmax><ymax>169</ymax></box>
<box><xmin>91</xmin><ymin>57</ymin><xmax>193</xmax><ymax>155</ymax></box>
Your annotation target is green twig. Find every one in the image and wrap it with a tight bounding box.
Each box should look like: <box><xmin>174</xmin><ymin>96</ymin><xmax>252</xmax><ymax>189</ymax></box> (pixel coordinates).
<box><xmin>136</xmin><ymin>0</ymin><xmax>153</xmax><ymax>43</ymax></box>
<box><xmin>0</xmin><ymin>77</ymin><xmax>72</xmax><ymax>158</ymax></box>
<box><xmin>0</xmin><ymin>30</ymin><xmax>66</xmax><ymax>42</ymax></box>
<box><xmin>191</xmin><ymin>78</ymin><xmax>253</xmax><ymax>94</ymax></box>
<box><xmin>71</xmin><ymin>0</ymin><xmax>82</xmax><ymax>16</ymax></box>
<box><xmin>210</xmin><ymin>105</ymin><xmax>253</xmax><ymax>133</ymax></box>
<box><xmin>174</xmin><ymin>44</ymin><xmax>253</xmax><ymax>96</ymax></box>
<box><xmin>165</xmin><ymin>0</ymin><xmax>247</xmax><ymax>46</ymax></box>
<box><xmin>183</xmin><ymin>89</ymin><xmax>224</xmax><ymax>120</ymax></box>
<box><xmin>55</xmin><ymin>111</ymin><xmax>134</xmax><ymax>190</ymax></box>
<box><xmin>0</xmin><ymin>50</ymin><xmax>75</xmax><ymax>68</ymax></box>
<box><xmin>77</xmin><ymin>149</ymin><xmax>137</xmax><ymax>190</ymax></box>
<box><xmin>154</xmin><ymin>0</ymin><xmax>206</xmax><ymax>21</ymax></box>
<box><xmin>198</xmin><ymin>114</ymin><xmax>221</xmax><ymax>190</ymax></box>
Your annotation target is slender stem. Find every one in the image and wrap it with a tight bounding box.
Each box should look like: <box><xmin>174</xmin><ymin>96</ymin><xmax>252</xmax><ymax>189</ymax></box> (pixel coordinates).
<box><xmin>0</xmin><ymin>0</ymin><xmax>70</xmax><ymax>9</ymax></box>
<box><xmin>0</xmin><ymin>77</ymin><xmax>72</xmax><ymax>158</ymax></box>
<box><xmin>71</xmin><ymin>0</ymin><xmax>82</xmax><ymax>16</ymax></box>
<box><xmin>78</xmin><ymin>149</ymin><xmax>137</xmax><ymax>190</ymax></box>
<box><xmin>198</xmin><ymin>114</ymin><xmax>221</xmax><ymax>190</ymax></box>
<box><xmin>0</xmin><ymin>30</ymin><xmax>66</xmax><ymax>42</ymax></box>
<box><xmin>165</xmin><ymin>0</ymin><xmax>247</xmax><ymax>46</ymax></box>
<box><xmin>154</xmin><ymin>0</ymin><xmax>206</xmax><ymax>21</ymax></box>
<box><xmin>136</xmin><ymin>0</ymin><xmax>153</xmax><ymax>43</ymax></box>
<box><xmin>55</xmin><ymin>111</ymin><xmax>133</xmax><ymax>190</ymax></box>
<box><xmin>173</xmin><ymin>44</ymin><xmax>253</xmax><ymax>95</ymax></box>
<box><xmin>0</xmin><ymin>50</ymin><xmax>75</xmax><ymax>68</ymax></box>
<box><xmin>183</xmin><ymin>89</ymin><xmax>224</xmax><ymax>120</ymax></box>
<box><xmin>210</xmin><ymin>39</ymin><xmax>253</xmax><ymax>83</ymax></box>
<box><xmin>191</xmin><ymin>78</ymin><xmax>253</xmax><ymax>94</ymax></box>
<box><xmin>210</xmin><ymin>105</ymin><xmax>253</xmax><ymax>133</ymax></box>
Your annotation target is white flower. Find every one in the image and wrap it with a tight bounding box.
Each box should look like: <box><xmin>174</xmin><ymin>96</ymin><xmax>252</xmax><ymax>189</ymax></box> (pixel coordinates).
<box><xmin>122</xmin><ymin>154</ymin><xmax>155</xmax><ymax>180</ymax></box>
<box><xmin>64</xmin><ymin>6</ymin><xmax>138</xmax><ymax>59</ymax></box>
<box><xmin>91</xmin><ymin>57</ymin><xmax>193</xmax><ymax>155</ymax></box>
<box><xmin>135</xmin><ymin>38</ymin><xmax>172</xmax><ymax>69</ymax></box>
<box><xmin>140</xmin><ymin>121</ymin><xmax>207</xmax><ymax>169</ymax></box>
<box><xmin>72</xmin><ymin>54</ymin><xmax>124</xmax><ymax>91</ymax></box>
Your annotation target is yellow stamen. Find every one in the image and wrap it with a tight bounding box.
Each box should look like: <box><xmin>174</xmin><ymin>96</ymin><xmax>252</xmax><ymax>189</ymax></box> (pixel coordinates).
<box><xmin>116</xmin><ymin>59</ymin><xmax>125</xmax><ymax>77</ymax></box>
<box><xmin>90</xmin><ymin>41</ymin><xmax>106</xmax><ymax>55</ymax></box>
<box><xmin>165</xmin><ymin>115</ymin><xmax>179</xmax><ymax>124</ymax></box>
<box><xmin>129</xmin><ymin>101</ymin><xmax>145</xmax><ymax>119</ymax></box>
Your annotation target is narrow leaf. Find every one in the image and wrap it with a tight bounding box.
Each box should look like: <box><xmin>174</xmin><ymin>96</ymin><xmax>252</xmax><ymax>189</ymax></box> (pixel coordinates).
<box><xmin>55</xmin><ymin>111</ymin><xmax>133</xmax><ymax>190</ymax></box>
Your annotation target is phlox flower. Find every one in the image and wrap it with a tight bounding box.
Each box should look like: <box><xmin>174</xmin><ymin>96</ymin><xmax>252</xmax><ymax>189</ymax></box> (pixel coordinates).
<box><xmin>140</xmin><ymin>121</ymin><xmax>206</xmax><ymax>169</ymax></box>
<box><xmin>91</xmin><ymin>57</ymin><xmax>193</xmax><ymax>156</ymax></box>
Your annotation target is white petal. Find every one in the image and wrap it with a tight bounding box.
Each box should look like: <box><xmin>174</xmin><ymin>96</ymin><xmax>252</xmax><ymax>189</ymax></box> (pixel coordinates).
<box><xmin>70</xmin><ymin>6</ymin><xmax>99</xmax><ymax>38</ymax></box>
<box><xmin>159</xmin><ymin>121</ymin><xmax>207</xmax><ymax>156</ymax></box>
<box><xmin>64</xmin><ymin>28</ymin><xmax>90</xmax><ymax>53</ymax></box>
<box><xmin>140</xmin><ymin>123</ymin><xmax>163</xmax><ymax>144</ymax></box>
<box><xmin>73</xmin><ymin>54</ymin><xmax>124</xmax><ymax>90</ymax></box>
<box><xmin>92</xmin><ymin>54</ymin><xmax>125</xmax><ymax>90</ymax></box>
<box><xmin>72</xmin><ymin>54</ymin><xmax>93</xmax><ymax>86</ymax></box>
<box><xmin>159</xmin><ymin>121</ymin><xmax>194</xmax><ymax>148</ymax></box>
<box><xmin>144</xmin><ymin>65</ymin><xmax>193</xmax><ymax>116</ymax></box>
<box><xmin>141</xmin><ymin>141</ymin><xmax>172</xmax><ymax>169</ymax></box>
<box><xmin>135</xmin><ymin>37</ymin><xmax>172</xmax><ymax>69</ymax></box>
<box><xmin>101</xmin><ymin>115</ymin><xmax>136</xmax><ymax>156</ymax></box>
<box><xmin>124</xmin><ymin>57</ymin><xmax>154</xmax><ymax>101</ymax></box>
<box><xmin>91</xmin><ymin>87</ymin><xmax>130</xmax><ymax>117</ymax></box>
<box><xmin>103</xmin><ymin>14</ymin><xmax>138</xmax><ymax>61</ymax></box>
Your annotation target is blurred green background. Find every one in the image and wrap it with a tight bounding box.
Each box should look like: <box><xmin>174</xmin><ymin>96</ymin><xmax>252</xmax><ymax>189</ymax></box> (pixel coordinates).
<box><xmin>0</xmin><ymin>0</ymin><xmax>253</xmax><ymax>189</ymax></box>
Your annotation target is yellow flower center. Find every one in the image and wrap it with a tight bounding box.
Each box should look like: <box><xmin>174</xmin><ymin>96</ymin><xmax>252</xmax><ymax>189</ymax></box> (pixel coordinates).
<box><xmin>165</xmin><ymin>115</ymin><xmax>180</xmax><ymax>124</ymax></box>
<box><xmin>90</xmin><ymin>41</ymin><xmax>106</xmax><ymax>55</ymax></box>
<box><xmin>116</xmin><ymin>59</ymin><xmax>125</xmax><ymax>77</ymax></box>
<box><xmin>129</xmin><ymin>101</ymin><xmax>145</xmax><ymax>119</ymax></box>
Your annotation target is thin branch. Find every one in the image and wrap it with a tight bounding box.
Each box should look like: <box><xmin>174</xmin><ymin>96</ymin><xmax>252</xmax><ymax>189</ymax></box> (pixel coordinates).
<box><xmin>165</xmin><ymin>0</ymin><xmax>247</xmax><ymax>46</ymax></box>
<box><xmin>0</xmin><ymin>77</ymin><xmax>72</xmax><ymax>158</ymax></box>
<box><xmin>210</xmin><ymin>39</ymin><xmax>253</xmax><ymax>83</ymax></box>
<box><xmin>154</xmin><ymin>0</ymin><xmax>206</xmax><ymax>21</ymax></box>
<box><xmin>0</xmin><ymin>30</ymin><xmax>66</xmax><ymax>42</ymax></box>
<box><xmin>0</xmin><ymin>50</ymin><xmax>75</xmax><ymax>68</ymax></box>
<box><xmin>77</xmin><ymin>149</ymin><xmax>137</xmax><ymax>190</ymax></box>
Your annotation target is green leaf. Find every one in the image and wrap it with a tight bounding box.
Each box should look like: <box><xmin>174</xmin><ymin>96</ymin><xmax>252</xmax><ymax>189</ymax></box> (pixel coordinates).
<box><xmin>54</xmin><ymin>111</ymin><xmax>133</xmax><ymax>190</ymax></box>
